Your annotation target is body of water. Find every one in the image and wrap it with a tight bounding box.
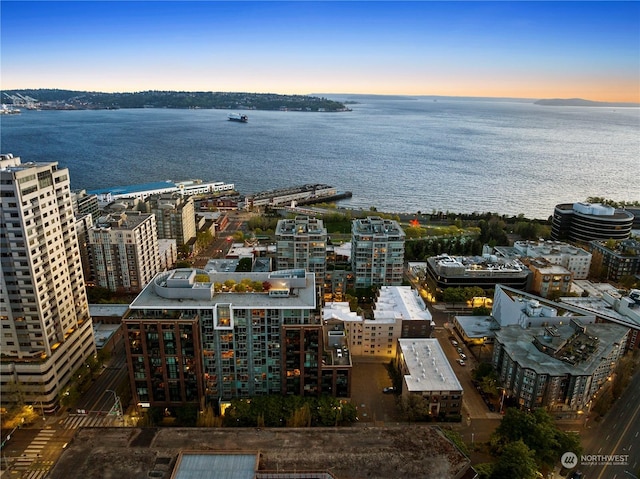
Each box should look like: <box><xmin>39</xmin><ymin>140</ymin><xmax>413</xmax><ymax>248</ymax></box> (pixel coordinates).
<box><xmin>2</xmin><ymin>96</ymin><xmax>638</xmax><ymax>219</ymax></box>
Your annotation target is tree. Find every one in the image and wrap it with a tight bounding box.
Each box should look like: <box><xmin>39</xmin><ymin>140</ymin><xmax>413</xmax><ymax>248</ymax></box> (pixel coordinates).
<box><xmin>490</xmin><ymin>440</ymin><xmax>538</xmax><ymax>479</ymax></box>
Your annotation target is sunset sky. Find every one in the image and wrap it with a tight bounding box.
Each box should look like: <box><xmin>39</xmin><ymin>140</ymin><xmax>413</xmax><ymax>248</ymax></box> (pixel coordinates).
<box><xmin>2</xmin><ymin>1</ymin><xmax>639</xmax><ymax>103</ymax></box>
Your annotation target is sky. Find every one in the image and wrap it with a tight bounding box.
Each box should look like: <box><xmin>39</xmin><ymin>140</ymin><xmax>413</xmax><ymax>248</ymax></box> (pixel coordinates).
<box><xmin>1</xmin><ymin>1</ymin><xmax>639</xmax><ymax>102</ymax></box>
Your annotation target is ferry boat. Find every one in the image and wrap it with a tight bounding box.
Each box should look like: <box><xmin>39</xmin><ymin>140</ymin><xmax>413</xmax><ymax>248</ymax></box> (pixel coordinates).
<box><xmin>228</xmin><ymin>113</ymin><xmax>248</xmax><ymax>123</ymax></box>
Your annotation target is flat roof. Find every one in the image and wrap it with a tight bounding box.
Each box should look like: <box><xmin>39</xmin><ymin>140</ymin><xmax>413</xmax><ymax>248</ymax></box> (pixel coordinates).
<box><xmin>454</xmin><ymin>315</ymin><xmax>498</xmax><ymax>339</ymax></box>
<box><xmin>495</xmin><ymin>321</ymin><xmax>628</xmax><ymax>376</ymax></box>
<box><xmin>398</xmin><ymin>339</ymin><xmax>463</xmax><ymax>393</ymax></box>
<box><xmin>172</xmin><ymin>452</ymin><xmax>258</xmax><ymax>479</ymax></box>
<box><xmin>129</xmin><ymin>271</ymin><xmax>316</xmax><ymax>311</ymax></box>
<box><xmin>375</xmin><ymin>286</ymin><xmax>432</xmax><ymax>322</ymax></box>
<box><xmin>89</xmin><ymin>180</ymin><xmax>176</xmax><ymax>196</ymax></box>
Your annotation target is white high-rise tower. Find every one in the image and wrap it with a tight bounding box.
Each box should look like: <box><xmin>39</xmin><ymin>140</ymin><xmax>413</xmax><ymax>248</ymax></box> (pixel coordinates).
<box><xmin>0</xmin><ymin>154</ymin><xmax>96</xmax><ymax>412</ymax></box>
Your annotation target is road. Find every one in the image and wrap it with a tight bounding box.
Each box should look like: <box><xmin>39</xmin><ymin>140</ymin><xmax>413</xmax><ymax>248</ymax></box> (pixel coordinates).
<box><xmin>578</xmin><ymin>371</ymin><xmax>640</xmax><ymax>479</ymax></box>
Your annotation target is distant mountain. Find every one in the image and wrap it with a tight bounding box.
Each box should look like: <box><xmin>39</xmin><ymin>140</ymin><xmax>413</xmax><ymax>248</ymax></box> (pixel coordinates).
<box><xmin>534</xmin><ymin>98</ymin><xmax>639</xmax><ymax>107</ymax></box>
<box><xmin>1</xmin><ymin>89</ymin><xmax>349</xmax><ymax>112</ymax></box>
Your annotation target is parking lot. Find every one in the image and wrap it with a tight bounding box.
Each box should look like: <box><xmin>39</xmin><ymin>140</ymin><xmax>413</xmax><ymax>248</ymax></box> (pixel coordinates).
<box><xmin>350</xmin><ymin>360</ymin><xmax>401</xmax><ymax>425</ymax></box>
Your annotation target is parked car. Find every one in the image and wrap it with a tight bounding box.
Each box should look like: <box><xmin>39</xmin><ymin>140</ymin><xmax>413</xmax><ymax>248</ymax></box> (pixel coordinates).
<box><xmin>383</xmin><ymin>387</ymin><xmax>395</xmax><ymax>394</ymax></box>
<box><xmin>457</xmin><ymin>359</ymin><xmax>466</xmax><ymax>366</ymax></box>
<box><xmin>451</xmin><ymin>339</ymin><xmax>459</xmax><ymax>347</ymax></box>
<box><xmin>459</xmin><ymin>353</ymin><xmax>467</xmax><ymax>360</ymax></box>
<box><xmin>456</xmin><ymin>347</ymin><xmax>463</xmax><ymax>354</ymax></box>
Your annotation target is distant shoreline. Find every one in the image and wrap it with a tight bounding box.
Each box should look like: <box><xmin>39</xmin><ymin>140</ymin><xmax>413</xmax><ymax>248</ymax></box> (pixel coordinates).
<box><xmin>534</xmin><ymin>98</ymin><xmax>640</xmax><ymax>108</ymax></box>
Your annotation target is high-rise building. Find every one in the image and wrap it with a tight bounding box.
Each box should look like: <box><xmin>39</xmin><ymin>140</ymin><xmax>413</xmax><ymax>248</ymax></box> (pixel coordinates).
<box><xmin>123</xmin><ymin>268</ymin><xmax>350</xmax><ymax>409</ymax></box>
<box><xmin>276</xmin><ymin>216</ymin><xmax>327</xmax><ymax>303</ymax></box>
<box><xmin>0</xmin><ymin>154</ymin><xmax>96</xmax><ymax>412</ymax></box>
<box><xmin>351</xmin><ymin>216</ymin><xmax>405</xmax><ymax>288</ymax></box>
<box><xmin>147</xmin><ymin>193</ymin><xmax>196</xmax><ymax>246</ymax></box>
<box><xmin>88</xmin><ymin>211</ymin><xmax>160</xmax><ymax>292</ymax></box>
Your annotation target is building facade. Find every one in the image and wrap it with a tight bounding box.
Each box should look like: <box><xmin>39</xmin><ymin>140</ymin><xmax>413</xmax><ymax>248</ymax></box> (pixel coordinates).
<box><xmin>589</xmin><ymin>238</ymin><xmax>640</xmax><ymax>282</ymax></box>
<box><xmin>425</xmin><ymin>254</ymin><xmax>530</xmax><ymax>297</ymax></box>
<box><xmin>510</xmin><ymin>240</ymin><xmax>592</xmax><ymax>280</ymax></box>
<box><xmin>276</xmin><ymin>216</ymin><xmax>327</xmax><ymax>304</ymax></box>
<box><xmin>551</xmin><ymin>202</ymin><xmax>634</xmax><ymax>243</ymax></box>
<box><xmin>522</xmin><ymin>259</ymin><xmax>573</xmax><ymax>299</ymax></box>
<box><xmin>351</xmin><ymin>216</ymin><xmax>405</xmax><ymax>288</ymax></box>
<box><xmin>396</xmin><ymin>339</ymin><xmax>463</xmax><ymax>419</ymax></box>
<box><xmin>124</xmin><ymin>268</ymin><xmax>350</xmax><ymax>410</ymax></box>
<box><xmin>148</xmin><ymin>193</ymin><xmax>196</xmax><ymax>246</ymax></box>
<box><xmin>88</xmin><ymin>212</ymin><xmax>160</xmax><ymax>293</ymax></box>
<box><xmin>0</xmin><ymin>154</ymin><xmax>96</xmax><ymax>412</ymax></box>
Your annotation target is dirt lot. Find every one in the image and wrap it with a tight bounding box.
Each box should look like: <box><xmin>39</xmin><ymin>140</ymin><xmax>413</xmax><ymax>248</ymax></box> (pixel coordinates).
<box><xmin>49</xmin><ymin>425</ymin><xmax>472</xmax><ymax>479</ymax></box>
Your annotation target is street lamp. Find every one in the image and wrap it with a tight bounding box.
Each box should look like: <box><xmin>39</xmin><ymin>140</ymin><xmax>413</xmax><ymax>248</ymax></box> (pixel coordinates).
<box><xmin>498</xmin><ymin>387</ymin><xmax>506</xmax><ymax>414</ymax></box>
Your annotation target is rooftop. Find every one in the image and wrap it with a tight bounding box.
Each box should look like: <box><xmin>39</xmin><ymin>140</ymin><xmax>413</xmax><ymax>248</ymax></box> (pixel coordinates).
<box><xmin>428</xmin><ymin>254</ymin><xmax>527</xmax><ymax>276</ymax></box>
<box><xmin>495</xmin><ymin>321</ymin><xmax>628</xmax><ymax>376</ymax></box>
<box><xmin>128</xmin><ymin>269</ymin><xmax>316</xmax><ymax>311</ymax></box>
<box><xmin>374</xmin><ymin>286</ymin><xmax>432</xmax><ymax>323</ymax></box>
<box><xmin>398</xmin><ymin>339</ymin><xmax>463</xmax><ymax>393</ymax></box>
<box><xmin>48</xmin><ymin>426</ymin><xmax>472</xmax><ymax>479</ymax></box>
<box><xmin>454</xmin><ymin>315</ymin><xmax>499</xmax><ymax>340</ymax></box>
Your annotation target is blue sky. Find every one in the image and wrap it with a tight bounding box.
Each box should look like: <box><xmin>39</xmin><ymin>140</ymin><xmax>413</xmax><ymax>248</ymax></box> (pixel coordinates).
<box><xmin>1</xmin><ymin>1</ymin><xmax>639</xmax><ymax>102</ymax></box>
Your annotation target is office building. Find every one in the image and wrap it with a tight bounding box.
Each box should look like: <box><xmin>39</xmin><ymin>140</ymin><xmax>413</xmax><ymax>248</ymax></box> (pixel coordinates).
<box><xmin>88</xmin><ymin>211</ymin><xmax>160</xmax><ymax>292</ymax></box>
<box><xmin>396</xmin><ymin>339</ymin><xmax>463</xmax><ymax>419</ymax></box>
<box><xmin>551</xmin><ymin>202</ymin><xmax>634</xmax><ymax>243</ymax></box>
<box><xmin>351</xmin><ymin>216</ymin><xmax>405</xmax><ymax>288</ymax></box>
<box><xmin>0</xmin><ymin>154</ymin><xmax>96</xmax><ymax>412</ymax></box>
<box><xmin>425</xmin><ymin>254</ymin><xmax>530</xmax><ymax>297</ymax></box>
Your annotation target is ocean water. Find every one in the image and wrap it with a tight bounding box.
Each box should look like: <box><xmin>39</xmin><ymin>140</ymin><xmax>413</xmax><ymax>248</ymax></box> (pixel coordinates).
<box><xmin>1</xmin><ymin>96</ymin><xmax>638</xmax><ymax>220</ymax></box>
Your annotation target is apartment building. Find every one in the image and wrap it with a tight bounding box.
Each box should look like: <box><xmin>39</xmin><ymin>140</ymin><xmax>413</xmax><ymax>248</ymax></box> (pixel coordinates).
<box><xmin>123</xmin><ymin>268</ymin><xmax>350</xmax><ymax>409</ymax></box>
<box><xmin>490</xmin><ymin>285</ymin><xmax>628</xmax><ymax>414</ymax></box>
<box><xmin>522</xmin><ymin>259</ymin><xmax>573</xmax><ymax>298</ymax></box>
<box><xmin>396</xmin><ymin>339</ymin><xmax>463</xmax><ymax>419</ymax></box>
<box><xmin>589</xmin><ymin>238</ymin><xmax>640</xmax><ymax>282</ymax></box>
<box><xmin>88</xmin><ymin>211</ymin><xmax>160</xmax><ymax>292</ymax></box>
<box><xmin>351</xmin><ymin>216</ymin><xmax>405</xmax><ymax>288</ymax></box>
<box><xmin>0</xmin><ymin>154</ymin><xmax>96</xmax><ymax>412</ymax></box>
<box><xmin>276</xmin><ymin>216</ymin><xmax>327</xmax><ymax>304</ymax></box>
<box><xmin>147</xmin><ymin>193</ymin><xmax>196</xmax><ymax>246</ymax></box>
<box><xmin>508</xmin><ymin>239</ymin><xmax>592</xmax><ymax>279</ymax></box>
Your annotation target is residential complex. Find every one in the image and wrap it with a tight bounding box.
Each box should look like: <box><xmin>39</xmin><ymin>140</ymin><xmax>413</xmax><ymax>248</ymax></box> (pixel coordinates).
<box><xmin>551</xmin><ymin>202</ymin><xmax>634</xmax><ymax>243</ymax></box>
<box><xmin>589</xmin><ymin>238</ymin><xmax>640</xmax><ymax>282</ymax></box>
<box><xmin>0</xmin><ymin>154</ymin><xmax>96</xmax><ymax>412</ymax></box>
<box><xmin>124</xmin><ymin>268</ymin><xmax>351</xmax><ymax>409</ymax></box>
<box><xmin>275</xmin><ymin>216</ymin><xmax>327</xmax><ymax>304</ymax></box>
<box><xmin>521</xmin><ymin>259</ymin><xmax>573</xmax><ymax>298</ymax></box>
<box><xmin>88</xmin><ymin>212</ymin><xmax>161</xmax><ymax>292</ymax></box>
<box><xmin>490</xmin><ymin>285</ymin><xmax>628</xmax><ymax>413</ymax></box>
<box><xmin>147</xmin><ymin>193</ymin><xmax>197</xmax><ymax>246</ymax></box>
<box><xmin>561</xmin><ymin>289</ymin><xmax>640</xmax><ymax>350</ymax></box>
<box><xmin>396</xmin><ymin>339</ymin><xmax>463</xmax><ymax>419</ymax></box>
<box><xmin>508</xmin><ymin>239</ymin><xmax>592</xmax><ymax>279</ymax></box>
<box><xmin>351</xmin><ymin>216</ymin><xmax>405</xmax><ymax>288</ymax></box>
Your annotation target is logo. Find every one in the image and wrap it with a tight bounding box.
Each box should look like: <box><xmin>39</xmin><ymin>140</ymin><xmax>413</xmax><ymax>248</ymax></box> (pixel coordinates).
<box><xmin>561</xmin><ymin>452</ymin><xmax>578</xmax><ymax>469</ymax></box>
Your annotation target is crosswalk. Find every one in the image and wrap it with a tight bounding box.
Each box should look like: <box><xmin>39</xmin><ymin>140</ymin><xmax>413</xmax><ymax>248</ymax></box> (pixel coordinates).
<box><xmin>61</xmin><ymin>413</ymin><xmax>120</xmax><ymax>429</ymax></box>
<box><xmin>9</xmin><ymin>429</ymin><xmax>56</xmax><ymax>479</ymax></box>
